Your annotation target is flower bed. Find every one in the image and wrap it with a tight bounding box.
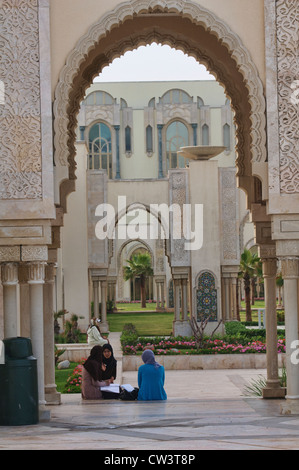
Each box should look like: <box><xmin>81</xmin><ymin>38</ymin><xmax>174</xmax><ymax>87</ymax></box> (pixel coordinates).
<box><xmin>63</xmin><ymin>362</ymin><xmax>84</xmax><ymax>393</ymax></box>
<box><xmin>122</xmin><ymin>338</ymin><xmax>286</xmax><ymax>355</ymax></box>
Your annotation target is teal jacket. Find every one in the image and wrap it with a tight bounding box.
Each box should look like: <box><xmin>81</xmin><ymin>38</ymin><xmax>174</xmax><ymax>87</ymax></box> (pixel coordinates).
<box><xmin>137</xmin><ymin>363</ymin><xmax>167</xmax><ymax>401</ymax></box>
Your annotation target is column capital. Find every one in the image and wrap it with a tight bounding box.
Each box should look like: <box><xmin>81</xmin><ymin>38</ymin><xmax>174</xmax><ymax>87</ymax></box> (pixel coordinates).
<box><xmin>27</xmin><ymin>261</ymin><xmax>46</xmax><ymax>285</ymax></box>
<box><xmin>258</xmin><ymin>244</ymin><xmax>276</xmax><ymax>260</ymax></box>
<box><xmin>45</xmin><ymin>263</ymin><xmax>56</xmax><ymax>284</ymax></box>
<box><xmin>1</xmin><ymin>262</ymin><xmax>19</xmax><ymax>286</ymax></box>
<box><xmin>281</xmin><ymin>257</ymin><xmax>299</xmax><ymax>279</ymax></box>
<box><xmin>262</xmin><ymin>257</ymin><xmax>277</xmax><ymax>278</ymax></box>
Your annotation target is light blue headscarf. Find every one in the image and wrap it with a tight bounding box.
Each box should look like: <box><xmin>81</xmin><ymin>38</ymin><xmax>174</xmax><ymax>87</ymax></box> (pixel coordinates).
<box><xmin>141</xmin><ymin>349</ymin><xmax>161</xmax><ymax>368</ymax></box>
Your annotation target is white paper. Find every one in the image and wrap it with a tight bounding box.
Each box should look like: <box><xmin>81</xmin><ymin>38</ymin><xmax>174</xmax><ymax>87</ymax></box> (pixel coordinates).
<box><xmin>121</xmin><ymin>384</ymin><xmax>134</xmax><ymax>392</ymax></box>
<box><xmin>100</xmin><ymin>383</ymin><xmax>120</xmax><ymax>393</ymax></box>
<box><xmin>100</xmin><ymin>383</ymin><xmax>135</xmax><ymax>393</ymax></box>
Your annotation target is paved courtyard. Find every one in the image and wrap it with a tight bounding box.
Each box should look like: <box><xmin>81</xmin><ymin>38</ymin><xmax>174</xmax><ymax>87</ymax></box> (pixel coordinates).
<box><xmin>1</xmin><ymin>368</ymin><xmax>299</xmax><ymax>451</ymax></box>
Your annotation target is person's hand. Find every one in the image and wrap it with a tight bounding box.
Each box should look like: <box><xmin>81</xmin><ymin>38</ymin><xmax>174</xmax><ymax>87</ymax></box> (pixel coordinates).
<box><xmin>101</xmin><ymin>363</ymin><xmax>106</xmax><ymax>371</ymax></box>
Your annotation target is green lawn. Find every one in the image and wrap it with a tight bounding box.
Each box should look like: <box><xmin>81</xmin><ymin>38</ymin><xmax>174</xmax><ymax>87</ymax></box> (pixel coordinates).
<box><xmin>114</xmin><ymin>302</ymin><xmax>157</xmax><ymax>311</ymax></box>
<box><xmin>55</xmin><ymin>362</ymin><xmax>77</xmax><ymax>393</ymax></box>
<box><xmin>108</xmin><ymin>311</ymin><xmax>174</xmax><ymax>336</ymax></box>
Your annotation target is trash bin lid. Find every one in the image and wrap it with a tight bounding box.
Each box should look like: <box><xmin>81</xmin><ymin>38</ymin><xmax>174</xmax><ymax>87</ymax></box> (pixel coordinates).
<box><xmin>3</xmin><ymin>337</ymin><xmax>33</xmax><ymax>359</ymax></box>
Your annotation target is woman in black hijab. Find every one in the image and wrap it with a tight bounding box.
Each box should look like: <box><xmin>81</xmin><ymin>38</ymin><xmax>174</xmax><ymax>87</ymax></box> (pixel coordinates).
<box><xmin>102</xmin><ymin>343</ymin><xmax>117</xmax><ymax>381</ymax></box>
<box><xmin>81</xmin><ymin>345</ymin><xmax>113</xmax><ymax>399</ymax></box>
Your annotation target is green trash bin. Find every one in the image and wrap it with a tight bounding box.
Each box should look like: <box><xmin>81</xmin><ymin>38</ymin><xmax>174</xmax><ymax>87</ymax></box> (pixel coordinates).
<box><xmin>0</xmin><ymin>337</ymin><xmax>39</xmax><ymax>426</ymax></box>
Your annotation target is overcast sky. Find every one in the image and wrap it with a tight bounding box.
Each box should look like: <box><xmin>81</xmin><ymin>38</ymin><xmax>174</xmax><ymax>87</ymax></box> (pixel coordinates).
<box><xmin>94</xmin><ymin>43</ymin><xmax>215</xmax><ymax>82</ymax></box>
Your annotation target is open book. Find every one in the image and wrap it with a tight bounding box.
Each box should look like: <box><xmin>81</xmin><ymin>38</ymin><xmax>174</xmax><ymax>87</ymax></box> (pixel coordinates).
<box><xmin>100</xmin><ymin>383</ymin><xmax>134</xmax><ymax>394</ymax></box>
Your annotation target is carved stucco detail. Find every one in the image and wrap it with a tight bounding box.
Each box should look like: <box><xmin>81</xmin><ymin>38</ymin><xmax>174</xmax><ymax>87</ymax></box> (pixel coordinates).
<box><xmin>220</xmin><ymin>169</ymin><xmax>239</xmax><ymax>262</ymax></box>
<box><xmin>276</xmin><ymin>0</ymin><xmax>299</xmax><ymax>194</ymax></box>
<box><xmin>169</xmin><ymin>170</ymin><xmax>190</xmax><ymax>267</ymax></box>
<box><xmin>53</xmin><ymin>0</ymin><xmax>266</xmax><ymax>182</ymax></box>
<box><xmin>0</xmin><ymin>0</ymin><xmax>42</xmax><ymax>200</ymax></box>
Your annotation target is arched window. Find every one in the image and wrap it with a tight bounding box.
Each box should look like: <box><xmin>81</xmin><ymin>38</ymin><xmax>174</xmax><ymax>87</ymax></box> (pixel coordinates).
<box><xmin>146</xmin><ymin>125</ymin><xmax>153</xmax><ymax>153</ymax></box>
<box><xmin>202</xmin><ymin>124</ymin><xmax>209</xmax><ymax>145</ymax></box>
<box><xmin>161</xmin><ymin>89</ymin><xmax>192</xmax><ymax>105</ymax></box>
<box><xmin>196</xmin><ymin>271</ymin><xmax>217</xmax><ymax>321</ymax></box>
<box><xmin>223</xmin><ymin>123</ymin><xmax>231</xmax><ymax>150</ymax></box>
<box><xmin>125</xmin><ymin>126</ymin><xmax>132</xmax><ymax>153</ymax></box>
<box><xmin>85</xmin><ymin>91</ymin><xmax>114</xmax><ymax>106</ymax></box>
<box><xmin>166</xmin><ymin>121</ymin><xmax>189</xmax><ymax>170</ymax></box>
<box><xmin>88</xmin><ymin>122</ymin><xmax>112</xmax><ymax>178</ymax></box>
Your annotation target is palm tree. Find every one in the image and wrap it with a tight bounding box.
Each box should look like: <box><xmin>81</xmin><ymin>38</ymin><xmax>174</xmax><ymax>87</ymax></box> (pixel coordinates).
<box><xmin>123</xmin><ymin>252</ymin><xmax>153</xmax><ymax>308</ymax></box>
<box><xmin>239</xmin><ymin>249</ymin><xmax>261</xmax><ymax>322</ymax></box>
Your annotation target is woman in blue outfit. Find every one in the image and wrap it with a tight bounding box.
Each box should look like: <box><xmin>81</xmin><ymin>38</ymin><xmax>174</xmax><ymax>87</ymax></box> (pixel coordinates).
<box><xmin>137</xmin><ymin>349</ymin><xmax>167</xmax><ymax>401</ymax></box>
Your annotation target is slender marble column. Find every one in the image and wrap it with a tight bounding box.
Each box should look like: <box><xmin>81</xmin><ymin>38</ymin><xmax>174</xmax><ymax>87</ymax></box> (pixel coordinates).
<box><xmin>174</xmin><ymin>279</ymin><xmax>181</xmax><ymax>321</ymax></box>
<box><xmin>156</xmin><ymin>281</ymin><xmax>161</xmax><ymax>309</ymax></box>
<box><xmin>181</xmin><ymin>279</ymin><xmax>188</xmax><ymax>321</ymax></box>
<box><xmin>101</xmin><ymin>281</ymin><xmax>107</xmax><ymax>323</ymax></box>
<box><xmin>2</xmin><ymin>263</ymin><xmax>19</xmax><ymax>338</ymax></box>
<box><xmin>281</xmin><ymin>257</ymin><xmax>299</xmax><ymax>401</ymax></box>
<box><xmin>191</xmin><ymin>123</ymin><xmax>198</xmax><ymax>145</ymax></box>
<box><xmin>93</xmin><ymin>279</ymin><xmax>99</xmax><ymax>318</ymax></box>
<box><xmin>28</xmin><ymin>262</ymin><xmax>46</xmax><ymax>405</ymax></box>
<box><xmin>44</xmin><ymin>264</ymin><xmax>61</xmax><ymax>405</ymax></box>
<box><xmin>261</xmin><ymin>257</ymin><xmax>284</xmax><ymax>397</ymax></box>
<box><xmin>157</xmin><ymin>124</ymin><xmax>164</xmax><ymax>178</ymax></box>
<box><xmin>114</xmin><ymin>125</ymin><xmax>120</xmax><ymax>179</ymax></box>
<box><xmin>19</xmin><ymin>264</ymin><xmax>30</xmax><ymax>337</ymax></box>
<box><xmin>161</xmin><ymin>280</ymin><xmax>165</xmax><ymax>309</ymax></box>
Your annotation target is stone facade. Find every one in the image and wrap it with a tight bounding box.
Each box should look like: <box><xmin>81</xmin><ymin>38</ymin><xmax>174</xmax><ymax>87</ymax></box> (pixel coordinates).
<box><xmin>0</xmin><ymin>0</ymin><xmax>298</xmax><ymax>414</ymax></box>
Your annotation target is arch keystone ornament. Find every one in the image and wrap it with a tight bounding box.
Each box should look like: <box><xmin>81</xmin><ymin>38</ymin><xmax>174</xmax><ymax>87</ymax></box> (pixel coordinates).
<box><xmin>53</xmin><ymin>0</ymin><xmax>267</xmax><ymax>210</ymax></box>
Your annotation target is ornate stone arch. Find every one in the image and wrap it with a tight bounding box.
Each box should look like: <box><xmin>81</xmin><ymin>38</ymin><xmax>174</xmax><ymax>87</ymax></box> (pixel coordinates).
<box><xmin>107</xmin><ymin>201</ymin><xmax>171</xmax><ymax>264</ymax></box>
<box><xmin>53</xmin><ymin>0</ymin><xmax>267</xmax><ymax>209</ymax></box>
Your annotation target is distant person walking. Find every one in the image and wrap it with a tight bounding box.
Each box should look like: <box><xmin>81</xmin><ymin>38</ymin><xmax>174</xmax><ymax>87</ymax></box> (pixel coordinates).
<box><xmin>87</xmin><ymin>319</ymin><xmax>108</xmax><ymax>346</ymax></box>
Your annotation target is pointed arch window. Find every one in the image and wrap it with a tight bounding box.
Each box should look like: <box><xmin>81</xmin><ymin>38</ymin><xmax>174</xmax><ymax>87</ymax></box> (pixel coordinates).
<box><xmin>125</xmin><ymin>126</ymin><xmax>132</xmax><ymax>153</ymax></box>
<box><xmin>166</xmin><ymin>121</ymin><xmax>189</xmax><ymax>170</ymax></box>
<box><xmin>202</xmin><ymin>124</ymin><xmax>209</xmax><ymax>145</ymax></box>
<box><xmin>146</xmin><ymin>125</ymin><xmax>153</xmax><ymax>154</ymax></box>
<box><xmin>88</xmin><ymin>122</ymin><xmax>112</xmax><ymax>178</ymax></box>
<box><xmin>223</xmin><ymin>123</ymin><xmax>231</xmax><ymax>150</ymax></box>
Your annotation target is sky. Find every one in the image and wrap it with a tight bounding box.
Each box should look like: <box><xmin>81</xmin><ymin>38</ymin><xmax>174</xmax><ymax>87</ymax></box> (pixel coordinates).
<box><xmin>94</xmin><ymin>43</ymin><xmax>215</xmax><ymax>82</ymax></box>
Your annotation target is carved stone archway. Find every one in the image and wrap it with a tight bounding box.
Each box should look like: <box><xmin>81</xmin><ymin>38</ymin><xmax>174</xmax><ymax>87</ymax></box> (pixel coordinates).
<box><xmin>53</xmin><ymin>0</ymin><xmax>267</xmax><ymax>211</ymax></box>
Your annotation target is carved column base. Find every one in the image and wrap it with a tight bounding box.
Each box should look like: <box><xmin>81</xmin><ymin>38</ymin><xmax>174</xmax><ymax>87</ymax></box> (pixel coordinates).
<box><xmin>45</xmin><ymin>384</ymin><xmax>61</xmax><ymax>405</ymax></box>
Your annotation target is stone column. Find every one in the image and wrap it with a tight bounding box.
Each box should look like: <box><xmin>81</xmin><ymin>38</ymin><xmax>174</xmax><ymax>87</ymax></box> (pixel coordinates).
<box><xmin>28</xmin><ymin>261</ymin><xmax>46</xmax><ymax>405</ymax></box>
<box><xmin>157</xmin><ymin>124</ymin><xmax>164</xmax><ymax>178</ymax></box>
<box><xmin>44</xmin><ymin>263</ymin><xmax>61</xmax><ymax>405</ymax></box>
<box><xmin>19</xmin><ymin>264</ymin><xmax>30</xmax><ymax>337</ymax></box>
<box><xmin>191</xmin><ymin>123</ymin><xmax>198</xmax><ymax>145</ymax></box>
<box><xmin>231</xmin><ymin>276</ymin><xmax>238</xmax><ymax>320</ymax></box>
<box><xmin>114</xmin><ymin>125</ymin><xmax>120</xmax><ymax>179</ymax></box>
<box><xmin>1</xmin><ymin>263</ymin><xmax>19</xmax><ymax>338</ymax></box>
<box><xmin>224</xmin><ymin>277</ymin><xmax>230</xmax><ymax>321</ymax></box>
<box><xmin>181</xmin><ymin>279</ymin><xmax>188</xmax><ymax>321</ymax></box>
<box><xmin>155</xmin><ymin>280</ymin><xmax>161</xmax><ymax>310</ymax></box>
<box><xmin>174</xmin><ymin>279</ymin><xmax>181</xmax><ymax>322</ymax></box>
<box><xmin>160</xmin><ymin>280</ymin><xmax>165</xmax><ymax>310</ymax></box>
<box><xmin>92</xmin><ymin>279</ymin><xmax>100</xmax><ymax>319</ymax></box>
<box><xmin>281</xmin><ymin>257</ymin><xmax>299</xmax><ymax>408</ymax></box>
<box><xmin>261</xmin><ymin>255</ymin><xmax>284</xmax><ymax>398</ymax></box>
<box><xmin>100</xmin><ymin>280</ymin><xmax>109</xmax><ymax>333</ymax></box>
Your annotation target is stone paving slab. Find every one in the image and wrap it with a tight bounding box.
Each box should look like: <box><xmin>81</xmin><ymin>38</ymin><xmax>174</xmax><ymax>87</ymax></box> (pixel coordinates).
<box><xmin>0</xmin><ymin>369</ymin><xmax>299</xmax><ymax>451</ymax></box>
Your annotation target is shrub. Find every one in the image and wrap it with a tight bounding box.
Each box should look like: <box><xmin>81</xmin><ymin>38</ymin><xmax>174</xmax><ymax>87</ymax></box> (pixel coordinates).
<box><xmin>120</xmin><ymin>323</ymin><xmax>139</xmax><ymax>348</ymax></box>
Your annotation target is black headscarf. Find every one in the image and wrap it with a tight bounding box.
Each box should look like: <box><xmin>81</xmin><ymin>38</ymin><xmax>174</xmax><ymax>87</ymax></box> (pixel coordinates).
<box><xmin>83</xmin><ymin>345</ymin><xmax>104</xmax><ymax>381</ymax></box>
<box><xmin>102</xmin><ymin>343</ymin><xmax>117</xmax><ymax>380</ymax></box>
